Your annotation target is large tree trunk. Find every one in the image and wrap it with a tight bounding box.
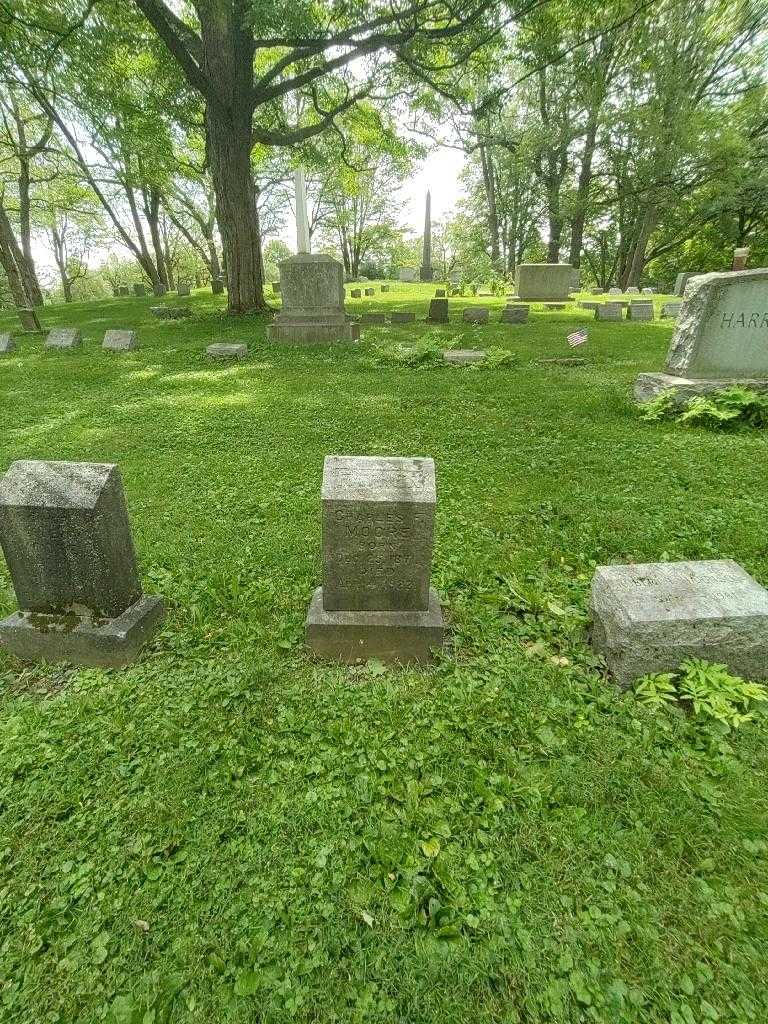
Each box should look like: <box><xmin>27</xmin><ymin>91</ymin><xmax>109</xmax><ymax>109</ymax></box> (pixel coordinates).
<box><xmin>479</xmin><ymin>143</ymin><xmax>501</xmax><ymax>270</ymax></box>
<box><xmin>624</xmin><ymin>206</ymin><xmax>657</xmax><ymax>287</ymax></box>
<box><xmin>568</xmin><ymin>116</ymin><xmax>599</xmax><ymax>268</ymax></box>
<box><xmin>0</xmin><ymin>234</ymin><xmax>30</xmax><ymax>307</ymax></box>
<box><xmin>0</xmin><ymin>204</ymin><xmax>43</xmax><ymax>306</ymax></box>
<box><xmin>146</xmin><ymin>189</ymin><xmax>170</xmax><ymax>290</ymax></box>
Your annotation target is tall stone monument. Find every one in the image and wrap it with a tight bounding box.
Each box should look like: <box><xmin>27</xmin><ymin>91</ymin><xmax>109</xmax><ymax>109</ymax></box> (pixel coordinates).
<box><xmin>269</xmin><ymin>169</ymin><xmax>357</xmax><ymax>344</ymax></box>
<box><xmin>419</xmin><ymin>192</ymin><xmax>434</xmax><ymax>282</ymax></box>
<box><xmin>0</xmin><ymin>461</ymin><xmax>164</xmax><ymax>666</ymax></box>
<box><xmin>306</xmin><ymin>456</ymin><xmax>444</xmax><ymax>663</ymax></box>
<box><xmin>635</xmin><ymin>268</ymin><xmax>768</xmax><ymax>404</ymax></box>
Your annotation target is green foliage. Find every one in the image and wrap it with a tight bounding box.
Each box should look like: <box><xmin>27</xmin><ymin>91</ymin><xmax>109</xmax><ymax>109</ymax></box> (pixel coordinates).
<box><xmin>637</xmin><ymin>658</ymin><xmax>767</xmax><ymax>729</ymax></box>
<box><xmin>640</xmin><ymin>387</ymin><xmax>768</xmax><ymax>429</ymax></box>
<box><xmin>480</xmin><ymin>346</ymin><xmax>517</xmax><ymax>368</ymax></box>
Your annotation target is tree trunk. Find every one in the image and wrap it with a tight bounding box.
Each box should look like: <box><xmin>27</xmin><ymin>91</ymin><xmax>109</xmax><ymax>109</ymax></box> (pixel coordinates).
<box><xmin>624</xmin><ymin>206</ymin><xmax>657</xmax><ymax>287</ymax></box>
<box><xmin>0</xmin><ymin>203</ymin><xmax>43</xmax><ymax>306</ymax></box>
<box><xmin>568</xmin><ymin>116</ymin><xmax>599</xmax><ymax>268</ymax></box>
<box><xmin>0</xmin><ymin>234</ymin><xmax>29</xmax><ymax>307</ymax></box>
<box><xmin>479</xmin><ymin>143</ymin><xmax>501</xmax><ymax>270</ymax></box>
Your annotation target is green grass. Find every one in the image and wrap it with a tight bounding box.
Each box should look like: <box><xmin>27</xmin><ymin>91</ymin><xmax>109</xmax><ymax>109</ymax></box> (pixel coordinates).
<box><xmin>1</xmin><ymin>283</ymin><xmax>767</xmax><ymax>1024</ymax></box>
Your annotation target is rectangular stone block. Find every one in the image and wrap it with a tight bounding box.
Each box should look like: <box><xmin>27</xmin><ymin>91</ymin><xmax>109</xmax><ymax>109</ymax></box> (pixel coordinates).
<box><xmin>391</xmin><ymin>311</ymin><xmax>416</xmax><ymax>324</ymax></box>
<box><xmin>206</xmin><ymin>343</ymin><xmax>248</xmax><ymax>359</ymax></box>
<box><xmin>321</xmin><ymin>456</ymin><xmax>436</xmax><ymax>612</ymax></box>
<box><xmin>608</xmin><ymin>287</ymin><xmax>622</xmax><ymax>296</ymax></box>
<box><xmin>398</xmin><ymin>268</ymin><xmax>417</xmax><ymax>282</ymax></box>
<box><xmin>626</xmin><ymin>286</ymin><xmax>640</xmax><ymax>294</ymax></box>
<box><xmin>463</xmin><ymin>308</ymin><xmax>489</xmax><ymax>323</ymax></box>
<box><xmin>579</xmin><ymin>301</ymin><xmax>600</xmax><ymax>310</ymax></box>
<box><xmin>177</xmin><ymin>284</ymin><xmax>191</xmax><ymax>297</ymax></box>
<box><xmin>360</xmin><ymin>314</ymin><xmax>386</xmax><ymax>325</ymax></box>
<box><xmin>634</xmin><ymin>372</ymin><xmax>768</xmax><ymax>406</ymax></box>
<box><xmin>627</xmin><ymin>302</ymin><xmax>654</xmax><ymax>321</ymax></box>
<box><xmin>103</xmin><ymin>330</ymin><xmax>138</xmax><ymax>351</ymax></box>
<box><xmin>381</xmin><ymin>285</ymin><xmax>390</xmax><ymax>292</ymax></box>
<box><xmin>350</xmin><ymin>289</ymin><xmax>362</xmax><ymax>298</ymax></box>
<box><xmin>516</xmin><ymin>264</ymin><xmax>574</xmax><ymax>301</ymax></box>
<box><xmin>595</xmin><ymin>304</ymin><xmax>622</xmax><ymax>321</ymax></box>
<box><xmin>435</xmin><ymin>289</ymin><xmax>447</xmax><ymax>297</ymax></box>
<box><xmin>0</xmin><ymin>333</ymin><xmax>15</xmax><ymax>354</ymax></box>
<box><xmin>365</xmin><ymin>288</ymin><xmax>375</xmax><ymax>296</ymax></box>
<box><xmin>443</xmin><ymin>349</ymin><xmax>485</xmax><ymax>365</ymax></box>
<box><xmin>428</xmin><ymin>299</ymin><xmax>449</xmax><ymax>323</ymax></box>
<box><xmin>501</xmin><ymin>306</ymin><xmax>529</xmax><ymax>323</ymax></box>
<box><xmin>591</xmin><ymin>560</ymin><xmax>768</xmax><ymax>686</ymax></box>
<box><xmin>661</xmin><ymin>302</ymin><xmax>682</xmax><ymax>318</ymax></box>
<box><xmin>45</xmin><ymin>328</ymin><xmax>82</xmax><ymax>349</ymax></box>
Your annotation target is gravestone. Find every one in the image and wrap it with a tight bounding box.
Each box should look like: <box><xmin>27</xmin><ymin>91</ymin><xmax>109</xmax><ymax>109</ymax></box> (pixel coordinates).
<box><xmin>579</xmin><ymin>301</ymin><xmax>600</xmax><ymax>311</ymax></box>
<box><xmin>516</xmin><ymin>263</ymin><xmax>574</xmax><ymax>301</ymax></box>
<box><xmin>546</xmin><ymin>303</ymin><xmax>567</xmax><ymax>311</ymax></box>
<box><xmin>381</xmin><ymin>285</ymin><xmax>390</xmax><ymax>293</ymax></box>
<box><xmin>661</xmin><ymin>302</ymin><xmax>682</xmax><ymax>318</ymax></box>
<box><xmin>627</xmin><ymin>302</ymin><xmax>654</xmax><ymax>321</ymax></box>
<box><xmin>212</xmin><ymin>278</ymin><xmax>225</xmax><ymax>295</ymax></box>
<box><xmin>133</xmin><ymin>284</ymin><xmax>147</xmax><ymax>297</ymax></box>
<box><xmin>595</xmin><ymin>304</ymin><xmax>622</xmax><ymax>321</ymax></box>
<box><xmin>350</xmin><ymin>289</ymin><xmax>362</xmax><ymax>298</ymax></box>
<box><xmin>427</xmin><ymin>298</ymin><xmax>449</xmax><ymax>323</ymax></box>
<box><xmin>0</xmin><ymin>333</ymin><xmax>16</xmax><ymax>354</ymax></box>
<box><xmin>0</xmin><ymin>460</ymin><xmax>164</xmax><ymax>666</ymax></box>
<box><xmin>642</xmin><ymin>287</ymin><xmax>655</xmax><ymax>295</ymax></box>
<box><xmin>365</xmin><ymin>288</ymin><xmax>375</xmax><ymax>296</ymax></box>
<box><xmin>177</xmin><ymin>283</ymin><xmax>191</xmax><ymax>297</ymax></box>
<box><xmin>733</xmin><ymin>247</ymin><xmax>750</xmax><ymax>272</ymax></box>
<box><xmin>360</xmin><ymin>314</ymin><xmax>386</xmax><ymax>325</ymax></box>
<box><xmin>118</xmin><ymin>286</ymin><xmax>130</xmax><ymax>297</ymax></box>
<box><xmin>591</xmin><ymin>560</ymin><xmax>768</xmax><ymax>686</ymax></box>
<box><xmin>270</xmin><ymin>254</ymin><xmax>359</xmax><ymax>344</ymax></box>
<box><xmin>435</xmin><ymin>289</ymin><xmax>447</xmax><ymax>298</ymax></box>
<box><xmin>635</xmin><ymin>268</ymin><xmax>768</xmax><ymax>404</ymax></box>
<box><xmin>272</xmin><ymin>281</ymin><xmax>281</xmax><ymax>295</ymax></box>
<box><xmin>153</xmin><ymin>284</ymin><xmax>167</xmax><ymax>298</ymax></box>
<box><xmin>501</xmin><ymin>305</ymin><xmax>529</xmax><ymax>323</ymax></box>
<box><xmin>150</xmin><ymin>307</ymin><xmax>192</xmax><ymax>320</ymax></box>
<box><xmin>45</xmin><ymin>328</ymin><xmax>82</xmax><ymax>349</ymax></box>
<box><xmin>608</xmin><ymin>287</ymin><xmax>622</xmax><ymax>296</ymax></box>
<box><xmin>206</xmin><ymin>343</ymin><xmax>248</xmax><ymax>360</ymax></box>
<box><xmin>443</xmin><ymin>349</ymin><xmax>485</xmax><ymax>365</ymax></box>
<box><xmin>103</xmin><ymin>330</ymin><xmax>138</xmax><ymax>351</ymax></box>
<box><xmin>391</xmin><ymin>312</ymin><xmax>416</xmax><ymax>324</ymax></box>
<box><xmin>674</xmin><ymin>272</ymin><xmax>702</xmax><ymax>297</ymax></box>
<box><xmin>305</xmin><ymin>456</ymin><xmax>444</xmax><ymax>663</ymax></box>
<box><xmin>398</xmin><ymin>268</ymin><xmax>417</xmax><ymax>282</ymax></box>
<box><xmin>626</xmin><ymin>286</ymin><xmax>640</xmax><ymax>294</ymax></box>
<box><xmin>463</xmin><ymin>308</ymin><xmax>490</xmax><ymax>324</ymax></box>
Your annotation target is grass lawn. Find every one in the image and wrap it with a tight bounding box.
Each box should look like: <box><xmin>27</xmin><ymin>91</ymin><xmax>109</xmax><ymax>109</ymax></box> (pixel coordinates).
<box><xmin>1</xmin><ymin>283</ymin><xmax>767</xmax><ymax>1024</ymax></box>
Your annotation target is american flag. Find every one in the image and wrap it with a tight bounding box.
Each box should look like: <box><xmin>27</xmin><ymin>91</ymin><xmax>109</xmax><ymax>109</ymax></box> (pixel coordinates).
<box><xmin>567</xmin><ymin>329</ymin><xmax>588</xmax><ymax>348</ymax></box>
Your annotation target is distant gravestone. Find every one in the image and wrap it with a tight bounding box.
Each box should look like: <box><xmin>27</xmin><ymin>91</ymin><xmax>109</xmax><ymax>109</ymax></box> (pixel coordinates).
<box><xmin>463</xmin><ymin>308</ymin><xmax>490</xmax><ymax>324</ymax></box>
<box><xmin>212</xmin><ymin>278</ymin><xmax>225</xmax><ymax>295</ymax></box>
<box><xmin>271</xmin><ymin>281</ymin><xmax>281</xmax><ymax>295</ymax></box>
<box><xmin>516</xmin><ymin>263</ymin><xmax>573</xmax><ymax>301</ymax></box>
<box><xmin>443</xmin><ymin>349</ymin><xmax>485</xmax><ymax>365</ymax></box>
<box><xmin>133</xmin><ymin>284</ymin><xmax>147</xmax><ymax>297</ymax></box>
<box><xmin>150</xmin><ymin>307</ymin><xmax>192</xmax><ymax>320</ymax></box>
<box><xmin>591</xmin><ymin>560</ymin><xmax>768</xmax><ymax>686</ymax></box>
<box><xmin>626</xmin><ymin>286</ymin><xmax>640</xmax><ymax>294</ymax></box>
<box><xmin>45</xmin><ymin>328</ymin><xmax>82</xmax><ymax>349</ymax></box>
<box><xmin>118</xmin><ymin>286</ymin><xmax>130</xmax><ymax>297</ymax></box>
<box><xmin>177</xmin><ymin>283</ymin><xmax>191</xmax><ymax>297</ymax></box>
<box><xmin>595</xmin><ymin>304</ymin><xmax>622</xmax><ymax>321</ymax></box>
<box><xmin>103</xmin><ymin>330</ymin><xmax>138</xmax><ymax>352</ymax></box>
<box><xmin>608</xmin><ymin>287</ymin><xmax>622</xmax><ymax>296</ymax></box>
<box><xmin>642</xmin><ymin>287</ymin><xmax>655</xmax><ymax>295</ymax></box>
<box><xmin>635</xmin><ymin>269</ymin><xmax>768</xmax><ymax>404</ymax></box>
<box><xmin>153</xmin><ymin>284</ymin><xmax>167</xmax><ymax>298</ymax></box>
<box><xmin>206</xmin><ymin>343</ymin><xmax>248</xmax><ymax>360</ymax></box>
<box><xmin>0</xmin><ymin>333</ymin><xmax>16</xmax><ymax>354</ymax></box>
<box><xmin>360</xmin><ymin>314</ymin><xmax>386</xmax><ymax>325</ymax></box>
<box><xmin>305</xmin><ymin>455</ymin><xmax>444</xmax><ymax>663</ymax></box>
<box><xmin>661</xmin><ymin>302</ymin><xmax>682</xmax><ymax>318</ymax></box>
<box><xmin>0</xmin><ymin>460</ymin><xmax>165</xmax><ymax>666</ymax></box>
<box><xmin>448</xmin><ymin>270</ymin><xmax>462</xmax><ymax>285</ymax></box>
<box><xmin>350</xmin><ymin>289</ymin><xmax>362</xmax><ymax>299</ymax></box>
<box><xmin>435</xmin><ymin>289</ymin><xmax>447</xmax><ymax>298</ymax></box>
<box><xmin>381</xmin><ymin>285</ymin><xmax>390</xmax><ymax>293</ymax></box>
<box><xmin>579</xmin><ymin>301</ymin><xmax>600</xmax><ymax>311</ymax></box>
<box><xmin>427</xmin><ymin>298</ymin><xmax>449</xmax><ymax>323</ymax></box>
<box><xmin>501</xmin><ymin>305</ymin><xmax>529</xmax><ymax>323</ymax></box>
<box><xmin>627</xmin><ymin>302</ymin><xmax>654</xmax><ymax>321</ymax></box>
<box><xmin>391</xmin><ymin>311</ymin><xmax>416</xmax><ymax>324</ymax></box>
<box><xmin>365</xmin><ymin>288</ymin><xmax>375</xmax><ymax>296</ymax></box>
<box><xmin>398</xmin><ymin>268</ymin><xmax>418</xmax><ymax>283</ymax></box>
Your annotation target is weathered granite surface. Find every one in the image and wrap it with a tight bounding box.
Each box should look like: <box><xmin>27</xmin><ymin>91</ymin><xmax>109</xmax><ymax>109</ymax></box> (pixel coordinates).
<box><xmin>463</xmin><ymin>308</ymin><xmax>489</xmax><ymax>323</ymax></box>
<box><xmin>103</xmin><ymin>330</ymin><xmax>138</xmax><ymax>351</ymax></box>
<box><xmin>206</xmin><ymin>343</ymin><xmax>248</xmax><ymax>359</ymax></box>
<box><xmin>516</xmin><ymin>263</ymin><xmax>574</xmax><ymax>301</ymax></box>
<box><xmin>634</xmin><ymin>372</ymin><xmax>768</xmax><ymax>406</ymax></box>
<box><xmin>443</xmin><ymin>349</ymin><xmax>485</xmax><ymax>365</ymax></box>
<box><xmin>501</xmin><ymin>305</ymin><xmax>529</xmax><ymax>323</ymax></box>
<box><xmin>596</xmin><ymin>304</ymin><xmax>622</xmax><ymax>321</ymax></box>
<box><xmin>45</xmin><ymin>328</ymin><xmax>82</xmax><ymax>349</ymax></box>
<box><xmin>0</xmin><ymin>333</ymin><xmax>15</xmax><ymax>354</ymax></box>
<box><xmin>627</xmin><ymin>302</ymin><xmax>654</xmax><ymax>321</ymax></box>
<box><xmin>591</xmin><ymin>560</ymin><xmax>768</xmax><ymax>686</ymax></box>
<box><xmin>428</xmin><ymin>299</ymin><xmax>449</xmax><ymax>323</ymax></box>
<box><xmin>391</xmin><ymin>312</ymin><xmax>416</xmax><ymax>324</ymax></box>
<box><xmin>270</xmin><ymin>255</ymin><xmax>358</xmax><ymax>345</ymax></box>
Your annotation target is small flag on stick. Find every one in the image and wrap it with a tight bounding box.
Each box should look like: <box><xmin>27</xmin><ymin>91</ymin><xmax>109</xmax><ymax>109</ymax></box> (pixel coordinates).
<box><xmin>567</xmin><ymin>329</ymin><xmax>588</xmax><ymax>348</ymax></box>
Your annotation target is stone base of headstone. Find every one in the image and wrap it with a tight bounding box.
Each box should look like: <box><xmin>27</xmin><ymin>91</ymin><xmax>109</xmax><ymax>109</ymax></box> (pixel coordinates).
<box><xmin>427</xmin><ymin>299</ymin><xmax>449</xmax><ymax>323</ymax></box>
<box><xmin>443</xmin><ymin>349</ymin><xmax>485</xmax><ymax>365</ymax></box>
<box><xmin>501</xmin><ymin>306</ymin><xmax>529</xmax><ymax>323</ymax></box>
<box><xmin>463</xmin><ymin>308</ymin><xmax>489</xmax><ymax>324</ymax></box>
<box><xmin>206</xmin><ymin>343</ymin><xmax>248</xmax><ymax>360</ymax></box>
<box><xmin>391</xmin><ymin>312</ymin><xmax>416</xmax><ymax>324</ymax></box>
<box><xmin>0</xmin><ymin>596</ymin><xmax>165</xmax><ymax>668</ymax></box>
<box><xmin>595</xmin><ymin>304</ymin><xmax>623</xmax><ymax>322</ymax></box>
<box><xmin>590</xmin><ymin>560</ymin><xmax>768</xmax><ymax>686</ymax></box>
<box><xmin>269</xmin><ymin>254</ymin><xmax>358</xmax><ymax>345</ymax></box>
<box><xmin>627</xmin><ymin>302</ymin><xmax>654</xmax><ymax>320</ymax></box>
<box><xmin>634</xmin><ymin>372</ymin><xmax>768</xmax><ymax>406</ymax></box>
<box><xmin>306</xmin><ymin>586</ymin><xmax>443</xmax><ymax>664</ymax></box>
<box><xmin>103</xmin><ymin>330</ymin><xmax>138</xmax><ymax>352</ymax></box>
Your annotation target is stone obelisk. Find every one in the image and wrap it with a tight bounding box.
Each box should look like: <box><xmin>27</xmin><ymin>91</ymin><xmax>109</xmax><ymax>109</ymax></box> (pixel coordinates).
<box><xmin>419</xmin><ymin>191</ymin><xmax>434</xmax><ymax>282</ymax></box>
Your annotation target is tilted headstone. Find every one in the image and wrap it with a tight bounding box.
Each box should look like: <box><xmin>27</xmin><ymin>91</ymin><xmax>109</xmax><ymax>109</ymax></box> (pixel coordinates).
<box><xmin>501</xmin><ymin>305</ymin><xmax>529</xmax><ymax>323</ymax></box>
<box><xmin>350</xmin><ymin>289</ymin><xmax>362</xmax><ymax>299</ymax></box>
<box><xmin>661</xmin><ymin>302</ymin><xmax>682</xmax><ymax>318</ymax></box>
<box><xmin>391</xmin><ymin>311</ymin><xmax>416</xmax><ymax>324</ymax></box>
<box><xmin>443</xmin><ymin>349</ymin><xmax>485</xmax><ymax>365</ymax></box>
<box><xmin>103</xmin><ymin>330</ymin><xmax>138</xmax><ymax>351</ymax></box>
<box><xmin>0</xmin><ymin>333</ymin><xmax>16</xmax><ymax>354</ymax></box>
<box><xmin>133</xmin><ymin>284</ymin><xmax>147</xmax><ymax>297</ymax></box>
<box><xmin>591</xmin><ymin>560</ymin><xmax>768</xmax><ymax>687</ymax></box>
<box><xmin>360</xmin><ymin>314</ymin><xmax>386</xmax><ymax>325</ymax></box>
<box><xmin>626</xmin><ymin>286</ymin><xmax>640</xmax><ymax>294</ymax></box>
<box><xmin>627</xmin><ymin>301</ymin><xmax>654</xmax><ymax>321</ymax></box>
<box><xmin>150</xmin><ymin>307</ymin><xmax>192</xmax><ymax>320</ymax></box>
<box><xmin>305</xmin><ymin>456</ymin><xmax>444</xmax><ymax>663</ymax></box>
<box><xmin>365</xmin><ymin>288</ymin><xmax>375</xmax><ymax>296</ymax></box>
<box><xmin>177</xmin><ymin>283</ymin><xmax>191</xmax><ymax>297</ymax></box>
<box><xmin>595</xmin><ymin>304</ymin><xmax>622</xmax><ymax>321</ymax></box>
<box><xmin>463</xmin><ymin>307</ymin><xmax>490</xmax><ymax>324</ymax></box>
<box><xmin>427</xmin><ymin>298</ymin><xmax>449</xmax><ymax>323</ymax></box>
<box><xmin>212</xmin><ymin>278</ymin><xmax>225</xmax><ymax>295</ymax></box>
<box><xmin>206</xmin><ymin>343</ymin><xmax>248</xmax><ymax>360</ymax></box>
<box><xmin>45</xmin><ymin>328</ymin><xmax>82</xmax><ymax>349</ymax></box>
<box><xmin>635</xmin><ymin>268</ymin><xmax>768</xmax><ymax>404</ymax></box>
<box><xmin>0</xmin><ymin>461</ymin><xmax>164</xmax><ymax>666</ymax></box>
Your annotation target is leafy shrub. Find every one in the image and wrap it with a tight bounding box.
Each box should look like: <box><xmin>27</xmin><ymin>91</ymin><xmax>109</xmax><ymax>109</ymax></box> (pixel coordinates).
<box><xmin>373</xmin><ymin>335</ymin><xmax>446</xmax><ymax>367</ymax></box>
<box><xmin>640</xmin><ymin>386</ymin><xmax>768</xmax><ymax>428</ymax></box>
<box><xmin>636</xmin><ymin>657</ymin><xmax>767</xmax><ymax>729</ymax></box>
<box><xmin>480</xmin><ymin>347</ymin><xmax>516</xmax><ymax>369</ymax></box>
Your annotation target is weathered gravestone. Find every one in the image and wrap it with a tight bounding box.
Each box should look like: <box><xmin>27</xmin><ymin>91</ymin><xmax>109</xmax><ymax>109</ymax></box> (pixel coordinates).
<box><xmin>591</xmin><ymin>559</ymin><xmax>768</xmax><ymax>687</ymax></box>
<box><xmin>103</xmin><ymin>330</ymin><xmax>138</xmax><ymax>352</ymax></box>
<box><xmin>391</xmin><ymin>311</ymin><xmax>416</xmax><ymax>324</ymax></box>
<box><xmin>661</xmin><ymin>302</ymin><xmax>682</xmax><ymax>318</ymax></box>
<box><xmin>448</xmin><ymin>270</ymin><xmax>462</xmax><ymax>285</ymax></box>
<box><xmin>212</xmin><ymin>278</ymin><xmax>225</xmax><ymax>295</ymax></box>
<box><xmin>365</xmin><ymin>288</ymin><xmax>375</xmax><ymax>296</ymax></box>
<box><xmin>360</xmin><ymin>314</ymin><xmax>387</xmax><ymax>325</ymax></box>
<box><xmin>0</xmin><ymin>461</ymin><xmax>164</xmax><ymax>666</ymax></box>
<box><xmin>206</xmin><ymin>343</ymin><xmax>248</xmax><ymax>360</ymax></box>
<box><xmin>626</xmin><ymin>286</ymin><xmax>640</xmax><ymax>294</ymax></box>
<box><xmin>133</xmin><ymin>284</ymin><xmax>147</xmax><ymax>297</ymax></box>
<box><xmin>398</xmin><ymin>268</ymin><xmax>417</xmax><ymax>283</ymax></box>
<box><xmin>350</xmin><ymin>289</ymin><xmax>362</xmax><ymax>299</ymax></box>
<box><xmin>271</xmin><ymin>281</ymin><xmax>281</xmax><ymax>295</ymax></box>
<box><xmin>635</xmin><ymin>268</ymin><xmax>768</xmax><ymax>404</ymax></box>
<box><xmin>45</xmin><ymin>328</ymin><xmax>82</xmax><ymax>349</ymax></box>
<box><xmin>579</xmin><ymin>301</ymin><xmax>600</xmax><ymax>311</ymax></box>
<box><xmin>674</xmin><ymin>272</ymin><xmax>702</xmax><ymax>297</ymax></box>
<box><xmin>595</xmin><ymin>304</ymin><xmax>623</xmax><ymax>322</ymax></box>
<box><xmin>306</xmin><ymin>456</ymin><xmax>444</xmax><ymax>663</ymax></box>
<box><xmin>642</xmin><ymin>287</ymin><xmax>655</xmax><ymax>295</ymax></box>
<box><xmin>608</xmin><ymin>287</ymin><xmax>622</xmax><ymax>296</ymax></box>
<box><xmin>463</xmin><ymin>308</ymin><xmax>490</xmax><ymax>324</ymax></box>
<box><xmin>427</xmin><ymin>298</ymin><xmax>449</xmax><ymax>323</ymax></box>
<box><xmin>501</xmin><ymin>305</ymin><xmax>529</xmax><ymax>323</ymax></box>
<box><xmin>516</xmin><ymin>263</ymin><xmax>574</xmax><ymax>301</ymax></box>
<box><xmin>0</xmin><ymin>333</ymin><xmax>16</xmax><ymax>354</ymax></box>
<box><xmin>177</xmin><ymin>283</ymin><xmax>191</xmax><ymax>297</ymax></box>
<box><xmin>118</xmin><ymin>286</ymin><xmax>131</xmax><ymax>297</ymax></box>
<box><xmin>381</xmin><ymin>285</ymin><xmax>390</xmax><ymax>293</ymax></box>
<box><xmin>627</xmin><ymin>301</ymin><xmax>654</xmax><ymax>321</ymax></box>
<box><xmin>443</xmin><ymin>349</ymin><xmax>486</xmax><ymax>365</ymax></box>
<box><xmin>270</xmin><ymin>254</ymin><xmax>359</xmax><ymax>344</ymax></box>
